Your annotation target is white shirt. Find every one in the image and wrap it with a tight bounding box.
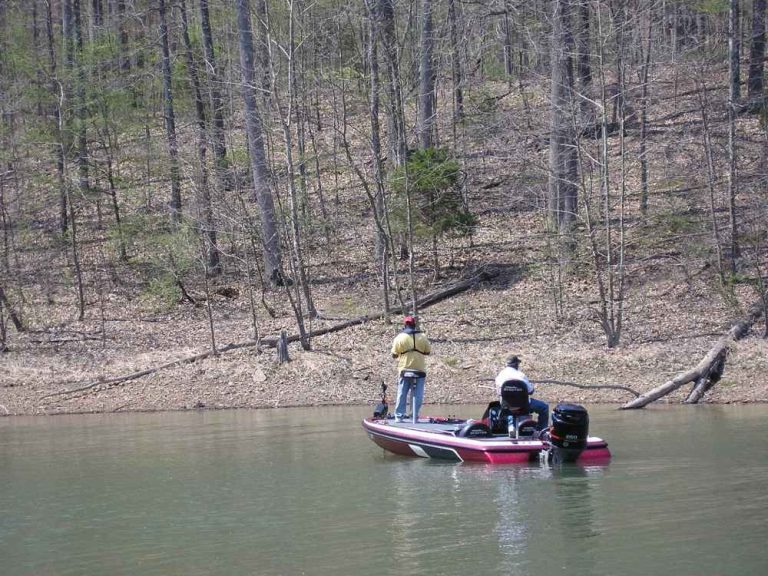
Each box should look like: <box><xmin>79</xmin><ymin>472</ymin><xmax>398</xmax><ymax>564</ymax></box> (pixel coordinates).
<box><xmin>494</xmin><ymin>367</ymin><xmax>533</xmax><ymax>396</ymax></box>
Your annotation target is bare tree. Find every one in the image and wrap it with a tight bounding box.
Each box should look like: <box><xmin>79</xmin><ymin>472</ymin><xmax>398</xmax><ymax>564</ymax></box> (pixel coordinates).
<box><xmin>199</xmin><ymin>0</ymin><xmax>230</xmax><ymax>180</ymax></box>
<box><xmin>364</xmin><ymin>0</ymin><xmax>391</xmax><ymax>306</ymax></box>
<box><xmin>46</xmin><ymin>0</ymin><xmax>67</xmax><ymax>233</ymax></box>
<box><xmin>575</xmin><ymin>0</ymin><xmax>594</xmax><ymax>132</ymax></box>
<box><xmin>376</xmin><ymin>0</ymin><xmax>407</xmax><ymax>166</ymax></box>
<box><xmin>265</xmin><ymin>0</ymin><xmax>317</xmax><ymax>336</ymax></box>
<box><xmin>178</xmin><ymin>0</ymin><xmax>221</xmax><ymax>274</ymax></box>
<box><xmin>729</xmin><ymin>0</ymin><xmax>740</xmax><ymax>102</ymax></box>
<box><xmin>417</xmin><ymin>0</ymin><xmax>436</xmax><ymax>149</ymax></box>
<box><xmin>697</xmin><ymin>74</ymin><xmax>727</xmax><ymax>286</ymax></box>
<box><xmin>159</xmin><ymin>0</ymin><xmax>182</xmax><ymax>223</ymax></box>
<box><xmin>638</xmin><ymin>0</ymin><xmax>653</xmax><ymax>216</ymax></box>
<box><xmin>548</xmin><ymin>0</ymin><xmax>578</xmax><ymax>234</ymax></box>
<box><xmin>235</xmin><ymin>0</ymin><xmax>283</xmax><ymax>284</ymax></box>
<box><xmin>62</xmin><ymin>0</ymin><xmax>86</xmax><ymax>320</ymax></box>
<box><xmin>447</xmin><ymin>0</ymin><xmax>464</xmax><ymax>128</ymax></box>
<box><xmin>748</xmin><ymin>0</ymin><xmax>766</xmax><ymax>107</ymax></box>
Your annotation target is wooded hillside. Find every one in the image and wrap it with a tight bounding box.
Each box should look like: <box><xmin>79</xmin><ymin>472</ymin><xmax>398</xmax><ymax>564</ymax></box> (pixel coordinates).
<box><xmin>0</xmin><ymin>0</ymin><xmax>766</xmax><ymax>415</ymax></box>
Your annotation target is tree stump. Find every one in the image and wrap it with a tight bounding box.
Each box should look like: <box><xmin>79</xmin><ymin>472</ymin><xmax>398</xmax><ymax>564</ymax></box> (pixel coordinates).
<box><xmin>276</xmin><ymin>330</ymin><xmax>290</xmax><ymax>364</ymax></box>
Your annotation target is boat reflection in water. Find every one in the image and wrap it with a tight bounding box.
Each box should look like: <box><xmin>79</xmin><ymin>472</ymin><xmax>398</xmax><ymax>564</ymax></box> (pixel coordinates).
<box><xmin>382</xmin><ymin>453</ymin><xmax>608</xmax><ymax>574</ymax></box>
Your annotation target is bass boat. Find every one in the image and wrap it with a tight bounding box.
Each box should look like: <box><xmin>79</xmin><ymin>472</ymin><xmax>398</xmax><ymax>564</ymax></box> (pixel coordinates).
<box><xmin>362</xmin><ymin>386</ymin><xmax>611</xmax><ymax>464</ymax></box>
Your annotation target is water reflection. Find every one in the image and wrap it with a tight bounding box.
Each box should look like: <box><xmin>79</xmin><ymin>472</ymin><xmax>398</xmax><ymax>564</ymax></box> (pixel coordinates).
<box><xmin>551</xmin><ymin>465</ymin><xmax>601</xmax><ymax>539</ymax></box>
<box><xmin>493</xmin><ymin>466</ymin><xmax>535</xmax><ymax>572</ymax></box>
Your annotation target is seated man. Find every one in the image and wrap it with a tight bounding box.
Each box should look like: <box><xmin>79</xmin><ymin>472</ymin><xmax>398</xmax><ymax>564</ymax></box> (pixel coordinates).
<box><xmin>494</xmin><ymin>355</ymin><xmax>549</xmax><ymax>432</ymax></box>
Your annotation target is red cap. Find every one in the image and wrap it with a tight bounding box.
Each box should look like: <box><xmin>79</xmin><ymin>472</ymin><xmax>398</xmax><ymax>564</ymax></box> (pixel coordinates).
<box><xmin>404</xmin><ymin>315</ymin><xmax>416</xmax><ymax>326</ymax></box>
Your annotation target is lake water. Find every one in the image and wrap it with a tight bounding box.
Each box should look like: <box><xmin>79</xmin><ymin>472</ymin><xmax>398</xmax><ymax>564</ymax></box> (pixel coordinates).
<box><xmin>1</xmin><ymin>405</ymin><xmax>767</xmax><ymax>576</ymax></box>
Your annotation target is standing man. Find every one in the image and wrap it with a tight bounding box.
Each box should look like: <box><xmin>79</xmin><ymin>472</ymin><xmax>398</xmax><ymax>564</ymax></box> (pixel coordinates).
<box><xmin>495</xmin><ymin>355</ymin><xmax>549</xmax><ymax>431</ymax></box>
<box><xmin>391</xmin><ymin>315</ymin><xmax>431</xmax><ymax>423</ymax></box>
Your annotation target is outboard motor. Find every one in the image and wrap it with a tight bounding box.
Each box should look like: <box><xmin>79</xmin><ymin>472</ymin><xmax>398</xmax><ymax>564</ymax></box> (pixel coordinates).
<box><xmin>548</xmin><ymin>403</ymin><xmax>589</xmax><ymax>463</ymax></box>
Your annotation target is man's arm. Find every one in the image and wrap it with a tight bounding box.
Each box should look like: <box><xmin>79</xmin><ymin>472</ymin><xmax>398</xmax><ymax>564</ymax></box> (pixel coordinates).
<box><xmin>523</xmin><ymin>374</ymin><xmax>534</xmax><ymax>394</ymax></box>
<box><xmin>391</xmin><ymin>335</ymin><xmax>402</xmax><ymax>358</ymax></box>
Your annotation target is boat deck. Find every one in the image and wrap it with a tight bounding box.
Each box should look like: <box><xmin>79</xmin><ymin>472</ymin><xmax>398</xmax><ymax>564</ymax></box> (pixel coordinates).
<box><xmin>386</xmin><ymin>420</ymin><xmax>461</xmax><ymax>434</ymax></box>
<box><xmin>382</xmin><ymin>419</ymin><xmax>537</xmax><ymax>443</ymax></box>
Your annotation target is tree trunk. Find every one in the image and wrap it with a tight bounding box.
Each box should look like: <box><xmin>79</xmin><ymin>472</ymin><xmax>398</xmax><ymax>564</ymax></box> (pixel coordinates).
<box><xmin>116</xmin><ymin>0</ymin><xmax>130</xmax><ymax>71</ymax></box>
<box><xmin>365</xmin><ymin>0</ymin><xmax>390</xmax><ymax>292</ymax></box>
<box><xmin>727</xmin><ymin>0</ymin><xmax>741</xmax><ymax>269</ymax></box>
<box><xmin>727</xmin><ymin>74</ymin><xmax>740</xmax><ymax>271</ymax></box>
<box><xmin>47</xmin><ymin>0</ymin><xmax>67</xmax><ymax>233</ymax></box>
<box><xmin>697</xmin><ymin>77</ymin><xmax>727</xmax><ymax>285</ymax></box>
<box><xmin>576</xmin><ymin>0</ymin><xmax>593</xmax><ymax>131</ymax></box>
<box><xmin>376</xmin><ymin>0</ymin><xmax>407</xmax><ymax>166</ymax></box>
<box><xmin>639</xmin><ymin>2</ymin><xmax>653</xmax><ymax>216</ymax></box>
<box><xmin>63</xmin><ymin>0</ymin><xmax>87</xmax><ymax>321</ymax></box>
<box><xmin>729</xmin><ymin>0</ymin><xmax>741</xmax><ymax>102</ymax></box>
<box><xmin>748</xmin><ymin>0</ymin><xmax>766</xmax><ymax>105</ymax></box>
<box><xmin>548</xmin><ymin>0</ymin><xmax>578</xmax><ymax>233</ymax></box>
<box><xmin>199</xmin><ymin>0</ymin><xmax>230</xmax><ymax>179</ymax></box>
<box><xmin>684</xmin><ymin>349</ymin><xmax>726</xmax><ymax>404</ymax></box>
<box><xmin>417</xmin><ymin>0</ymin><xmax>436</xmax><ymax>149</ymax></box>
<box><xmin>159</xmin><ymin>0</ymin><xmax>182</xmax><ymax>223</ymax></box>
<box><xmin>276</xmin><ymin>329</ymin><xmax>290</xmax><ymax>363</ymax></box>
<box><xmin>73</xmin><ymin>0</ymin><xmax>90</xmax><ymax>208</ymax></box>
<box><xmin>235</xmin><ymin>0</ymin><xmax>283</xmax><ymax>284</ymax></box>
<box><xmin>447</xmin><ymin>0</ymin><xmax>464</xmax><ymax>128</ymax></box>
<box><xmin>269</xmin><ymin>0</ymin><xmax>316</xmax><ymax>338</ymax></box>
<box><xmin>503</xmin><ymin>1</ymin><xmax>513</xmax><ymax>82</ymax></box>
<box><xmin>0</xmin><ymin>285</ymin><xmax>23</xmax><ymax>332</ymax></box>
<box><xmin>179</xmin><ymin>0</ymin><xmax>221</xmax><ymax>275</ymax></box>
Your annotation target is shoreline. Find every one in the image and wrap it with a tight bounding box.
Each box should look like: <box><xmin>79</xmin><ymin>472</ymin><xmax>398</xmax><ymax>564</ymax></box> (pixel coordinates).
<box><xmin>3</xmin><ymin>331</ymin><xmax>765</xmax><ymax>417</ymax></box>
<box><xmin>2</xmin><ymin>271</ymin><xmax>766</xmax><ymax>418</ymax></box>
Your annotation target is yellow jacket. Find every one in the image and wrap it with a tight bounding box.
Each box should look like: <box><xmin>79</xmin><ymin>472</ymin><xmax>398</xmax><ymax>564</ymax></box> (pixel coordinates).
<box><xmin>391</xmin><ymin>329</ymin><xmax>431</xmax><ymax>374</ymax></box>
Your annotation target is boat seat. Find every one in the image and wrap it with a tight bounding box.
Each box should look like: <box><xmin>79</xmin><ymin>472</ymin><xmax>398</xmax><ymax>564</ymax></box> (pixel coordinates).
<box><xmin>499</xmin><ymin>380</ymin><xmax>532</xmax><ymax>438</ymax></box>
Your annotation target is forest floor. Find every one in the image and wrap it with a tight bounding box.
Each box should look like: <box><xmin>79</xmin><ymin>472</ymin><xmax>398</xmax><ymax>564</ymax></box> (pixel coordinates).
<box><xmin>2</xmin><ymin>71</ymin><xmax>767</xmax><ymax>417</ymax></box>
<box><xmin>2</xmin><ymin>242</ymin><xmax>766</xmax><ymax>417</ymax></box>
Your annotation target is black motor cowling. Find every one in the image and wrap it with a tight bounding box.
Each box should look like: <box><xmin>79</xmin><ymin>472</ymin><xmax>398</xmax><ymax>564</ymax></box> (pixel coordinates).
<box><xmin>549</xmin><ymin>403</ymin><xmax>589</xmax><ymax>451</ymax></box>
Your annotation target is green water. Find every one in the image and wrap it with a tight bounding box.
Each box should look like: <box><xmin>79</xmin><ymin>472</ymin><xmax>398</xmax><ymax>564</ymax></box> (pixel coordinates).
<box><xmin>1</xmin><ymin>405</ymin><xmax>767</xmax><ymax>576</ymax></box>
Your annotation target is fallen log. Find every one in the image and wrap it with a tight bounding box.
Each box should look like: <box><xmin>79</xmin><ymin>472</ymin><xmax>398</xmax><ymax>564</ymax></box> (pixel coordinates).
<box><xmin>40</xmin><ymin>269</ymin><xmax>498</xmax><ymax>401</ymax></box>
<box><xmin>684</xmin><ymin>348</ymin><xmax>725</xmax><ymax>404</ymax></box>
<box><xmin>621</xmin><ymin>300</ymin><xmax>765</xmax><ymax>409</ymax></box>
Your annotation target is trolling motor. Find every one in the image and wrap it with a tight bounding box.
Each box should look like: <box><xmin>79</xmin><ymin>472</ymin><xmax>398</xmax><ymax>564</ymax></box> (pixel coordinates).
<box><xmin>546</xmin><ymin>403</ymin><xmax>590</xmax><ymax>463</ymax></box>
<box><xmin>373</xmin><ymin>382</ymin><xmax>389</xmax><ymax>418</ymax></box>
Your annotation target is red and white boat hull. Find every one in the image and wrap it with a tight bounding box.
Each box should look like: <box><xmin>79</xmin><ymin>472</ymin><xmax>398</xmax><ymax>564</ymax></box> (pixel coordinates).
<box><xmin>362</xmin><ymin>417</ymin><xmax>610</xmax><ymax>464</ymax></box>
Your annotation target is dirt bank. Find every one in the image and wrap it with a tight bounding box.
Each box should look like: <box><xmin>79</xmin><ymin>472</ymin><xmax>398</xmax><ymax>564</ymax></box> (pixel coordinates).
<box><xmin>2</xmin><ymin>269</ymin><xmax>766</xmax><ymax>417</ymax></box>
